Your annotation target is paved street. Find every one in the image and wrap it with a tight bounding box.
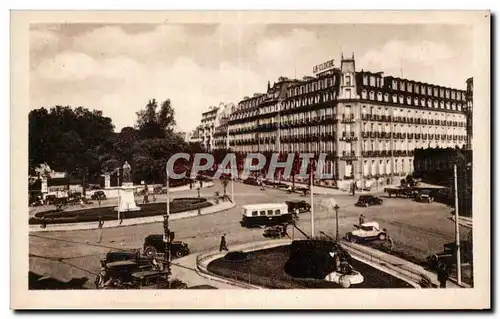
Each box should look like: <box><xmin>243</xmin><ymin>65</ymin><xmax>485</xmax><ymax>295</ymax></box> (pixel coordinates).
<box><xmin>29</xmin><ymin>180</ymin><xmax>469</xmax><ymax>289</ymax></box>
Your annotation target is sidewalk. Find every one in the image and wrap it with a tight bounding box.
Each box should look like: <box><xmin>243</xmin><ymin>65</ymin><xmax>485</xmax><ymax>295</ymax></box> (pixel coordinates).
<box><xmin>341</xmin><ymin>241</ymin><xmax>462</xmax><ymax>288</ymax></box>
<box><xmin>171</xmin><ymin>255</ymin><xmax>239</xmax><ymax>289</ymax></box>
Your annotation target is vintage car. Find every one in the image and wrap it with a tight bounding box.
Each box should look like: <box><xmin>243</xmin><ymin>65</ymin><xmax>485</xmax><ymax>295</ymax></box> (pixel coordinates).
<box><xmin>105</xmin><ymin>249</ymin><xmax>141</xmax><ymax>264</ymax></box>
<box><xmin>426</xmin><ymin>240</ymin><xmax>473</xmax><ymax>271</ymax></box>
<box><xmin>345</xmin><ymin>221</ymin><xmax>387</xmax><ymax>243</ymax></box>
<box><xmin>355</xmin><ymin>195</ymin><xmax>383</xmax><ymax>207</ymax></box>
<box><xmin>243</xmin><ymin>177</ymin><xmax>260</xmax><ymax>186</ymax></box>
<box><xmin>286</xmin><ymin>200</ymin><xmax>311</xmax><ymax>214</ymax></box>
<box><xmin>142</xmin><ymin>234</ymin><xmax>190</xmax><ymax>259</ymax></box>
<box><xmin>240</xmin><ymin>203</ymin><xmax>294</xmax><ymax>228</ymax></box>
<box><xmin>416</xmin><ymin>189</ymin><xmax>435</xmax><ymax>203</ymax></box>
<box><xmin>91</xmin><ymin>190</ymin><xmax>107</xmax><ymax>200</ymax></box>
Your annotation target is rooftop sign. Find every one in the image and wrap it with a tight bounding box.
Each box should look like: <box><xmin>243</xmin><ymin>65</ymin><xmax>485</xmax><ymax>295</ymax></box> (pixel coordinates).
<box><xmin>313</xmin><ymin>59</ymin><xmax>335</xmax><ymax>74</ymax></box>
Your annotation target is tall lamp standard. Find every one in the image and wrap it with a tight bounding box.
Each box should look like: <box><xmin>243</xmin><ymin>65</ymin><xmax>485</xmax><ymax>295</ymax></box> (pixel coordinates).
<box><xmin>163</xmin><ymin>169</ymin><xmax>172</xmax><ymax>288</ymax></box>
<box><xmin>334</xmin><ymin>204</ymin><xmax>340</xmax><ymax>242</ymax></box>
<box><xmin>197</xmin><ymin>186</ymin><xmax>201</xmax><ymax>215</ymax></box>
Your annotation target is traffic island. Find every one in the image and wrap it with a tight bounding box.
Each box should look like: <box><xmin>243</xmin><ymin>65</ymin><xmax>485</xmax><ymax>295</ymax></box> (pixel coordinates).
<box><xmin>29</xmin><ymin>199</ymin><xmax>235</xmax><ymax>232</ymax></box>
<box><xmin>204</xmin><ymin>243</ymin><xmax>414</xmax><ymax>289</ymax></box>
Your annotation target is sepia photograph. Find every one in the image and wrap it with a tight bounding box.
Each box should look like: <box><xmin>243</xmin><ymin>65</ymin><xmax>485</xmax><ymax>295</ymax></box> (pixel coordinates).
<box><xmin>11</xmin><ymin>10</ymin><xmax>490</xmax><ymax>309</ymax></box>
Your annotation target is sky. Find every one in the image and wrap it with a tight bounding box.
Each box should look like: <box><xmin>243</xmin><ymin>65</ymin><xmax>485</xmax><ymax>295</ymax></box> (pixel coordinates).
<box><xmin>30</xmin><ymin>23</ymin><xmax>473</xmax><ymax>133</ymax></box>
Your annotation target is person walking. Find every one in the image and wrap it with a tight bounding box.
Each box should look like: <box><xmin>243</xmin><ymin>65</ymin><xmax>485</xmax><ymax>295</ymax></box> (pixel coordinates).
<box><xmin>359</xmin><ymin>214</ymin><xmax>365</xmax><ymax>226</ymax></box>
<box><xmin>219</xmin><ymin>234</ymin><xmax>228</xmax><ymax>252</ymax></box>
<box><xmin>142</xmin><ymin>184</ymin><xmax>149</xmax><ymax>204</ymax></box>
<box><xmin>97</xmin><ymin>216</ymin><xmax>104</xmax><ymax>243</ymax></box>
<box><xmin>437</xmin><ymin>263</ymin><xmax>449</xmax><ymax>288</ymax></box>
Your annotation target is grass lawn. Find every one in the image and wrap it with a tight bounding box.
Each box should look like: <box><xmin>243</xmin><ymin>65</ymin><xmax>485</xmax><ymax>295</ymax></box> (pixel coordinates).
<box><xmin>207</xmin><ymin>245</ymin><xmax>414</xmax><ymax>289</ymax></box>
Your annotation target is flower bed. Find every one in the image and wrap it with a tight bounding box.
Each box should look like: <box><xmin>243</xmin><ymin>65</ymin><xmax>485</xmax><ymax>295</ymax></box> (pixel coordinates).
<box><xmin>29</xmin><ymin>199</ymin><xmax>212</xmax><ymax>225</ymax></box>
<box><xmin>207</xmin><ymin>245</ymin><xmax>413</xmax><ymax>289</ymax></box>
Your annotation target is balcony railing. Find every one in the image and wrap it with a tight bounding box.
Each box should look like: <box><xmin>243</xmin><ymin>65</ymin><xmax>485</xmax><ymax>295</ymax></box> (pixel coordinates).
<box><xmin>407</xmin><ymin>133</ymin><xmax>414</xmax><ymax>139</ymax></box>
<box><xmin>340</xmin><ymin>151</ymin><xmax>357</xmax><ymax>161</ymax></box>
<box><xmin>341</xmin><ymin>114</ymin><xmax>355</xmax><ymax>123</ymax></box>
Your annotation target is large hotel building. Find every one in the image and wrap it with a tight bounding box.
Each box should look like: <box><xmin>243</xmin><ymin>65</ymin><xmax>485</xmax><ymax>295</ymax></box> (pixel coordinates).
<box><xmin>212</xmin><ymin>54</ymin><xmax>472</xmax><ymax>187</ymax></box>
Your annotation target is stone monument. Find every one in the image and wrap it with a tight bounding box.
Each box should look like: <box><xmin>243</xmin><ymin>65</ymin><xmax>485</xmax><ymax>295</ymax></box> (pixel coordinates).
<box><xmin>115</xmin><ymin>161</ymin><xmax>140</xmax><ymax>214</ymax></box>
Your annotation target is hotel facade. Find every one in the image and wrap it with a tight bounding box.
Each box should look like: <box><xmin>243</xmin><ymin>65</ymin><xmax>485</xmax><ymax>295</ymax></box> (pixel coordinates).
<box><xmin>222</xmin><ymin>54</ymin><xmax>471</xmax><ymax>187</ymax></box>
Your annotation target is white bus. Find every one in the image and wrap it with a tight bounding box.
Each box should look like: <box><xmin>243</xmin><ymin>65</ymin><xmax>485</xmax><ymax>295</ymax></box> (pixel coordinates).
<box><xmin>240</xmin><ymin>203</ymin><xmax>293</xmax><ymax>228</ymax></box>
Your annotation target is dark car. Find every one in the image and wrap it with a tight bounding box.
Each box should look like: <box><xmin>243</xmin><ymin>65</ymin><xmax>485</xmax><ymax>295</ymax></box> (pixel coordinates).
<box><xmin>45</xmin><ymin>195</ymin><xmax>58</xmax><ymax>205</ymax></box>
<box><xmin>427</xmin><ymin>240</ymin><xmax>473</xmax><ymax>271</ymax></box>
<box><xmin>243</xmin><ymin>177</ymin><xmax>260</xmax><ymax>186</ymax></box>
<box><xmin>143</xmin><ymin>234</ymin><xmax>190</xmax><ymax>259</ymax></box>
<box><xmin>91</xmin><ymin>190</ymin><xmax>107</xmax><ymax>200</ymax></box>
<box><xmin>355</xmin><ymin>195</ymin><xmax>383</xmax><ymax>207</ymax></box>
<box><xmin>286</xmin><ymin>200</ymin><xmax>311</xmax><ymax>214</ymax></box>
<box><xmin>105</xmin><ymin>249</ymin><xmax>141</xmax><ymax>264</ymax></box>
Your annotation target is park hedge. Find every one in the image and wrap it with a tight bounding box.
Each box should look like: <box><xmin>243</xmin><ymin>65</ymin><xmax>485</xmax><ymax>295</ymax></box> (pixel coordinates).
<box><xmin>29</xmin><ymin>198</ymin><xmax>212</xmax><ymax>225</ymax></box>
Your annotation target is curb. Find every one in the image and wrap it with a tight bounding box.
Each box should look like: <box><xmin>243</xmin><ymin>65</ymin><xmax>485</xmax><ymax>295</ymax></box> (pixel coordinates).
<box><xmin>195</xmin><ymin>239</ymin><xmax>292</xmax><ymax>289</ymax></box>
<box><xmin>340</xmin><ymin>241</ymin><xmax>464</xmax><ymax>288</ymax></box>
<box><xmin>29</xmin><ymin>202</ymin><xmax>236</xmax><ymax>233</ymax></box>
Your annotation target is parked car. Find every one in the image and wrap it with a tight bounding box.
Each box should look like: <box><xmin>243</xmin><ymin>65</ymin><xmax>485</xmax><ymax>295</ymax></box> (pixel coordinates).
<box><xmin>286</xmin><ymin>200</ymin><xmax>311</xmax><ymax>214</ymax></box>
<box><xmin>44</xmin><ymin>195</ymin><xmax>58</xmax><ymax>205</ymax></box>
<box><xmin>355</xmin><ymin>195</ymin><xmax>383</xmax><ymax>207</ymax></box>
<box><xmin>91</xmin><ymin>190</ymin><xmax>107</xmax><ymax>201</ymax></box>
<box><xmin>426</xmin><ymin>240</ymin><xmax>473</xmax><ymax>271</ymax></box>
<box><xmin>105</xmin><ymin>249</ymin><xmax>141</xmax><ymax>264</ymax></box>
<box><xmin>142</xmin><ymin>234</ymin><xmax>190</xmax><ymax>259</ymax></box>
<box><xmin>345</xmin><ymin>221</ymin><xmax>387</xmax><ymax>243</ymax></box>
<box><xmin>243</xmin><ymin>177</ymin><xmax>260</xmax><ymax>186</ymax></box>
<box><xmin>416</xmin><ymin>189</ymin><xmax>435</xmax><ymax>203</ymax></box>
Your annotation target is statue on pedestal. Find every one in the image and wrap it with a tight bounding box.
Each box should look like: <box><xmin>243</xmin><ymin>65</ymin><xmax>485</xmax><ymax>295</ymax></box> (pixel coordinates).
<box><xmin>122</xmin><ymin>161</ymin><xmax>132</xmax><ymax>183</ymax></box>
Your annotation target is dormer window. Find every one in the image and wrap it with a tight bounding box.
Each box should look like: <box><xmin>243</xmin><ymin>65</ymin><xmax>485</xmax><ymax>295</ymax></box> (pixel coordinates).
<box><xmin>369</xmin><ymin>76</ymin><xmax>375</xmax><ymax>86</ymax></box>
<box><xmin>415</xmin><ymin>85</ymin><xmax>420</xmax><ymax>94</ymax></box>
<box><xmin>384</xmin><ymin>93</ymin><xmax>389</xmax><ymax>102</ymax></box>
<box><xmin>392</xmin><ymin>94</ymin><xmax>398</xmax><ymax>103</ymax></box>
<box><xmin>400</xmin><ymin>81</ymin><xmax>405</xmax><ymax>91</ymax></box>
<box><xmin>427</xmin><ymin>86</ymin><xmax>432</xmax><ymax>95</ymax></box>
<box><xmin>414</xmin><ymin>97</ymin><xmax>419</xmax><ymax>106</ymax></box>
<box><xmin>377</xmin><ymin>92</ymin><xmax>383</xmax><ymax>101</ymax></box>
<box><xmin>451</xmin><ymin>90</ymin><xmax>456</xmax><ymax>99</ymax></box>
<box><xmin>398</xmin><ymin>95</ymin><xmax>404</xmax><ymax>104</ymax></box>
<box><xmin>392</xmin><ymin>79</ymin><xmax>397</xmax><ymax>88</ymax></box>
<box><xmin>406</xmin><ymin>96</ymin><xmax>412</xmax><ymax>105</ymax></box>
<box><xmin>363</xmin><ymin>75</ymin><xmax>368</xmax><ymax>85</ymax></box>
<box><xmin>452</xmin><ymin>102</ymin><xmax>456</xmax><ymax>110</ymax></box>
<box><xmin>427</xmin><ymin>99</ymin><xmax>432</xmax><ymax>107</ymax></box>
<box><xmin>408</xmin><ymin>83</ymin><xmax>413</xmax><ymax>93</ymax></box>
<box><xmin>369</xmin><ymin>91</ymin><xmax>375</xmax><ymax>100</ymax></box>
<box><xmin>346</xmin><ymin>75</ymin><xmax>352</xmax><ymax>86</ymax></box>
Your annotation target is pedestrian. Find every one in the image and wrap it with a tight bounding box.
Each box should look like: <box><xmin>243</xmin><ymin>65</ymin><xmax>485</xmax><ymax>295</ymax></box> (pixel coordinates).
<box><xmin>437</xmin><ymin>263</ymin><xmax>449</xmax><ymax>288</ymax></box>
<box><xmin>97</xmin><ymin>216</ymin><xmax>104</xmax><ymax>243</ymax></box>
<box><xmin>40</xmin><ymin>216</ymin><xmax>47</xmax><ymax>229</ymax></box>
<box><xmin>142</xmin><ymin>184</ymin><xmax>149</xmax><ymax>204</ymax></box>
<box><xmin>359</xmin><ymin>214</ymin><xmax>365</xmax><ymax>226</ymax></box>
<box><xmin>387</xmin><ymin>232</ymin><xmax>394</xmax><ymax>253</ymax></box>
<box><xmin>351</xmin><ymin>182</ymin><xmax>356</xmax><ymax>196</ymax></box>
<box><xmin>219</xmin><ymin>234</ymin><xmax>228</xmax><ymax>252</ymax></box>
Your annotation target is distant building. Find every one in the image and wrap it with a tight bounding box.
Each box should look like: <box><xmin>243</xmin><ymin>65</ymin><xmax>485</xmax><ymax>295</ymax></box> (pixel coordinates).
<box><xmin>414</xmin><ymin>147</ymin><xmax>472</xmax><ymax>217</ymax></box>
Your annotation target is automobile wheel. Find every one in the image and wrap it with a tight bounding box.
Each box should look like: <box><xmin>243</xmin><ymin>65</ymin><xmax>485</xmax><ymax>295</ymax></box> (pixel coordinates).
<box><xmin>339</xmin><ymin>275</ymin><xmax>351</xmax><ymax>288</ymax></box>
<box><xmin>349</xmin><ymin>236</ymin><xmax>357</xmax><ymax>243</ymax></box>
<box><xmin>378</xmin><ymin>233</ymin><xmax>387</xmax><ymax>241</ymax></box>
<box><xmin>175</xmin><ymin>250</ymin><xmax>185</xmax><ymax>258</ymax></box>
<box><xmin>143</xmin><ymin>246</ymin><xmax>158</xmax><ymax>259</ymax></box>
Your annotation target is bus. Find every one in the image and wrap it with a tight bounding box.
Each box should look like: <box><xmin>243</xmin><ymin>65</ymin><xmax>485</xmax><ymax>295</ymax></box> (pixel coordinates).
<box><xmin>240</xmin><ymin>203</ymin><xmax>293</xmax><ymax>228</ymax></box>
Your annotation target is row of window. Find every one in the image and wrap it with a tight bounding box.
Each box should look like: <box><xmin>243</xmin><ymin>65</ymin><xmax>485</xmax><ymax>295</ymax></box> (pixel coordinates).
<box><xmin>287</xmin><ymin>77</ymin><xmax>336</xmax><ymax>97</ymax></box>
<box><xmin>360</xmin><ymin>90</ymin><xmax>465</xmax><ymax>110</ymax></box>
<box><xmin>361</xmin><ymin>74</ymin><xmax>467</xmax><ymax>101</ymax></box>
<box><xmin>360</xmin><ymin>123</ymin><xmax>467</xmax><ymax>134</ymax></box>
<box><xmin>362</xmin><ymin>158</ymin><xmax>413</xmax><ymax>176</ymax></box>
<box><xmin>361</xmin><ymin>105</ymin><xmax>466</xmax><ymax>120</ymax></box>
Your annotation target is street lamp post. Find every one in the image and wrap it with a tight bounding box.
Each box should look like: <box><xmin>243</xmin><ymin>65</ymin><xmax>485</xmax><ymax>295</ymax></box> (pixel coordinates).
<box><xmin>334</xmin><ymin>204</ymin><xmax>340</xmax><ymax>242</ymax></box>
<box><xmin>197</xmin><ymin>186</ymin><xmax>201</xmax><ymax>215</ymax></box>
<box><xmin>163</xmin><ymin>172</ymin><xmax>172</xmax><ymax>288</ymax></box>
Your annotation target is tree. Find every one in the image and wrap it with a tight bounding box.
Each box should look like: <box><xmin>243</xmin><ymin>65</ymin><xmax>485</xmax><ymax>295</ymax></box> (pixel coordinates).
<box><xmin>29</xmin><ymin>105</ymin><xmax>115</xmax><ymax>181</ymax></box>
<box><xmin>135</xmin><ymin>99</ymin><xmax>176</xmax><ymax>140</ymax></box>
